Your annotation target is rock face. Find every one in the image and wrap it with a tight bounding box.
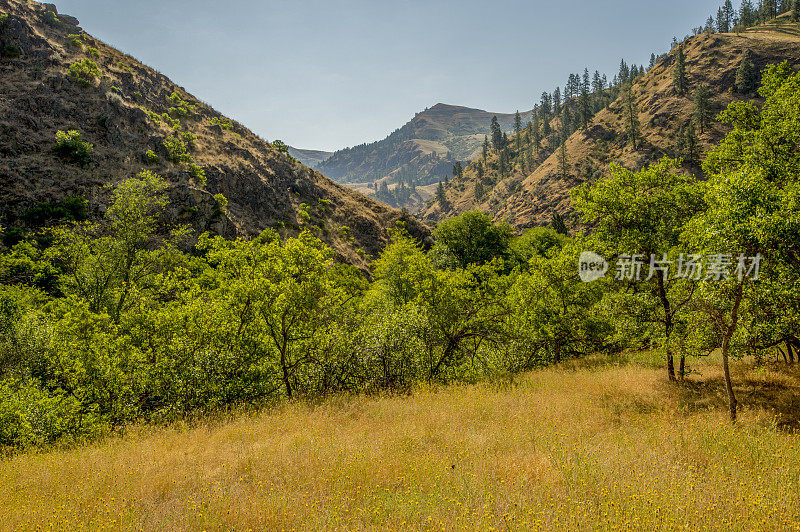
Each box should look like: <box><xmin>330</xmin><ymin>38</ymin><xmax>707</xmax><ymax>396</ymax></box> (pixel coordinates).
<box><xmin>423</xmin><ymin>28</ymin><xmax>800</xmax><ymax>230</ymax></box>
<box><xmin>0</xmin><ymin>0</ymin><xmax>428</xmax><ymax>265</ymax></box>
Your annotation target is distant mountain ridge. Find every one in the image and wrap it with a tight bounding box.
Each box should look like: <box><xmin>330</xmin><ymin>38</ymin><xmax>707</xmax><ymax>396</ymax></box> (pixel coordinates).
<box><xmin>316</xmin><ymin>103</ymin><xmax>533</xmax><ymax>210</ymax></box>
<box><xmin>287</xmin><ymin>146</ymin><xmax>333</xmax><ymax>169</ymax></box>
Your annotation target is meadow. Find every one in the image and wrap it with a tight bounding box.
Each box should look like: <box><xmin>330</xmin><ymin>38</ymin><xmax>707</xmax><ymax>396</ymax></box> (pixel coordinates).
<box><xmin>1</xmin><ymin>354</ymin><xmax>798</xmax><ymax>531</ymax></box>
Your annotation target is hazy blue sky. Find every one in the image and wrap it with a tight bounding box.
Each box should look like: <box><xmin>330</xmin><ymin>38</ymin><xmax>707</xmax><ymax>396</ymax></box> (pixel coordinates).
<box><xmin>55</xmin><ymin>0</ymin><xmax>720</xmax><ymax>151</ymax></box>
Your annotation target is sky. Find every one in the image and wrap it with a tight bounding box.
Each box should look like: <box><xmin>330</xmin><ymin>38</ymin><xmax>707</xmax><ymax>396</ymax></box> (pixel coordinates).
<box><xmin>55</xmin><ymin>0</ymin><xmax>721</xmax><ymax>151</ymax></box>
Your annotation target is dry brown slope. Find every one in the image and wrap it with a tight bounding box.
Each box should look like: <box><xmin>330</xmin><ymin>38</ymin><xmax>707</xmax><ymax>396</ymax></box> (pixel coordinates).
<box><xmin>425</xmin><ymin>28</ymin><xmax>800</xmax><ymax>230</ymax></box>
<box><xmin>0</xmin><ymin>0</ymin><xmax>426</xmax><ymax>265</ymax></box>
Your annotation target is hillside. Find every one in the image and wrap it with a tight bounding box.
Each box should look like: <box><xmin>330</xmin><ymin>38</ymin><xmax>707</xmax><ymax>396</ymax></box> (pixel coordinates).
<box><xmin>424</xmin><ymin>26</ymin><xmax>800</xmax><ymax>229</ymax></box>
<box><xmin>317</xmin><ymin>104</ymin><xmax>533</xmax><ymax>210</ymax></box>
<box><xmin>287</xmin><ymin>146</ymin><xmax>333</xmax><ymax>168</ymax></box>
<box><xmin>2</xmin><ymin>355</ymin><xmax>799</xmax><ymax>530</ymax></box>
<box><xmin>0</xmin><ymin>0</ymin><xmax>426</xmax><ymax>267</ymax></box>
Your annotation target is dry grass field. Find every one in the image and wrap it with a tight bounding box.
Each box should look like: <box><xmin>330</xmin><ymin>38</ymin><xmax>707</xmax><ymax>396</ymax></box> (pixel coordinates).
<box><xmin>1</xmin><ymin>355</ymin><xmax>799</xmax><ymax>531</ymax></box>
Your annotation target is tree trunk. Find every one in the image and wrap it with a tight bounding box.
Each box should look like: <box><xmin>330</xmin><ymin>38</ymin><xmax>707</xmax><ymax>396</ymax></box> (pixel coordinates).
<box><xmin>722</xmin><ymin>283</ymin><xmax>744</xmax><ymax>423</ymax></box>
<box><xmin>721</xmin><ymin>336</ymin><xmax>737</xmax><ymax>423</ymax></box>
<box><xmin>657</xmin><ymin>275</ymin><xmax>676</xmax><ymax>381</ymax></box>
<box><xmin>679</xmin><ymin>354</ymin><xmax>686</xmax><ymax>379</ymax></box>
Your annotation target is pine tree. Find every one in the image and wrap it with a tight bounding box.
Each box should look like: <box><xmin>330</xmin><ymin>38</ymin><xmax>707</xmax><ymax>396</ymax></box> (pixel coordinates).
<box><xmin>553</xmin><ymin>88</ymin><xmax>561</xmax><ymax>115</ymax></box>
<box><xmin>482</xmin><ymin>135</ymin><xmax>490</xmax><ymax>162</ymax></box>
<box><xmin>582</xmin><ymin>68</ymin><xmax>591</xmax><ymax>94</ymax></box>
<box><xmin>551</xmin><ymin>212</ymin><xmax>568</xmax><ymax>235</ymax></box>
<box><xmin>685</xmin><ymin>121</ymin><xmax>699</xmax><ymax>165</ymax></box>
<box><xmin>618</xmin><ymin>59</ymin><xmax>629</xmax><ymax>84</ymax></box>
<box><xmin>624</xmin><ymin>87</ymin><xmax>641</xmax><ymax>150</ymax></box>
<box><xmin>708</xmin><ymin>15</ymin><xmax>717</xmax><ymax>32</ymax></box>
<box><xmin>740</xmin><ymin>0</ymin><xmax>757</xmax><ymax>26</ymax></box>
<box><xmin>531</xmin><ymin>116</ymin><xmax>541</xmax><ymax>150</ymax></box>
<box><xmin>734</xmin><ymin>49</ymin><xmax>757</xmax><ymax>93</ymax></box>
<box><xmin>592</xmin><ymin>70</ymin><xmax>603</xmax><ymax>92</ymax></box>
<box><xmin>452</xmin><ymin>161</ymin><xmax>463</xmax><ymax>179</ymax></box>
<box><xmin>649</xmin><ymin>53</ymin><xmax>656</xmax><ymax>70</ymax></box>
<box><xmin>436</xmin><ymin>182</ymin><xmax>448</xmax><ymax>209</ymax></box>
<box><xmin>474</xmin><ymin>180</ymin><xmax>485</xmax><ymax>202</ymax></box>
<box><xmin>558</xmin><ymin>139</ymin><xmax>569</xmax><ymax>178</ymax></box>
<box><xmin>579</xmin><ymin>89</ymin><xmax>592</xmax><ymax>128</ymax></box>
<box><xmin>724</xmin><ymin>0</ymin><xmax>736</xmax><ymax>27</ymax></box>
<box><xmin>692</xmin><ymin>83</ymin><xmax>713</xmax><ymax>134</ymax></box>
<box><xmin>514</xmin><ymin>111</ymin><xmax>522</xmax><ymax>150</ymax></box>
<box><xmin>673</xmin><ymin>45</ymin><xmax>688</xmax><ymax>95</ymax></box>
<box><xmin>490</xmin><ymin>116</ymin><xmax>503</xmax><ymax>151</ymax></box>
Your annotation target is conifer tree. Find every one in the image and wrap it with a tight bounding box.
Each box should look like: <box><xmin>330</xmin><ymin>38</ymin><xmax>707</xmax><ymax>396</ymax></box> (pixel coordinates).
<box><xmin>692</xmin><ymin>83</ymin><xmax>713</xmax><ymax>134</ymax></box>
<box><xmin>531</xmin><ymin>116</ymin><xmax>541</xmax><ymax>150</ymax></box>
<box><xmin>558</xmin><ymin>139</ymin><xmax>569</xmax><ymax>178</ymax></box>
<box><xmin>514</xmin><ymin>111</ymin><xmax>522</xmax><ymax>150</ymax></box>
<box><xmin>550</xmin><ymin>212</ymin><xmax>568</xmax><ymax>235</ymax></box>
<box><xmin>685</xmin><ymin>121</ymin><xmax>699</xmax><ymax>165</ymax></box>
<box><xmin>592</xmin><ymin>70</ymin><xmax>603</xmax><ymax>92</ymax></box>
<box><xmin>724</xmin><ymin>0</ymin><xmax>736</xmax><ymax>27</ymax></box>
<box><xmin>734</xmin><ymin>49</ymin><xmax>757</xmax><ymax>93</ymax></box>
<box><xmin>436</xmin><ymin>182</ymin><xmax>448</xmax><ymax>209</ymax></box>
<box><xmin>624</xmin><ymin>87</ymin><xmax>641</xmax><ymax>150</ymax></box>
<box><xmin>553</xmin><ymin>88</ymin><xmax>561</xmax><ymax>115</ymax></box>
<box><xmin>452</xmin><ymin>161</ymin><xmax>463</xmax><ymax>179</ymax></box>
<box><xmin>490</xmin><ymin>116</ymin><xmax>503</xmax><ymax>151</ymax></box>
<box><xmin>474</xmin><ymin>180</ymin><xmax>485</xmax><ymax>202</ymax></box>
<box><xmin>649</xmin><ymin>53</ymin><xmax>656</xmax><ymax>70</ymax></box>
<box><xmin>673</xmin><ymin>45</ymin><xmax>688</xmax><ymax>95</ymax></box>
<box><xmin>740</xmin><ymin>0</ymin><xmax>757</xmax><ymax>26</ymax></box>
<box><xmin>482</xmin><ymin>135</ymin><xmax>490</xmax><ymax>162</ymax></box>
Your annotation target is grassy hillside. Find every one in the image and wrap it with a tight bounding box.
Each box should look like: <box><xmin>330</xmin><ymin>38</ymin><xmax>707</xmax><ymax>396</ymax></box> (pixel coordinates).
<box><xmin>0</xmin><ymin>0</ymin><xmax>426</xmax><ymax>267</ymax></box>
<box><xmin>424</xmin><ymin>26</ymin><xmax>800</xmax><ymax>229</ymax></box>
<box><xmin>317</xmin><ymin>104</ymin><xmax>533</xmax><ymax>210</ymax></box>
<box><xmin>1</xmin><ymin>355</ymin><xmax>798</xmax><ymax>530</ymax></box>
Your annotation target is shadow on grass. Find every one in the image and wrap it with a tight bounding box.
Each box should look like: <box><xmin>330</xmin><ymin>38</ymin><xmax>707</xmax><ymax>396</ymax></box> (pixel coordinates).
<box><xmin>673</xmin><ymin>365</ymin><xmax>800</xmax><ymax>431</ymax></box>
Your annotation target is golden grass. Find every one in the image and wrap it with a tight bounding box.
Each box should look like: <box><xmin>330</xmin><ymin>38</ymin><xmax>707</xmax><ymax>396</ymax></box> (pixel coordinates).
<box><xmin>2</xmin><ymin>357</ymin><xmax>799</xmax><ymax>531</ymax></box>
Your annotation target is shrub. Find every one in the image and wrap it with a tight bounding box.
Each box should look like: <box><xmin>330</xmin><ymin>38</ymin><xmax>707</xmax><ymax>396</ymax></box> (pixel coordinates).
<box><xmin>213</xmin><ymin>193</ymin><xmax>228</xmax><ymax>214</ymax></box>
<box><xmin>167</xmin><ymin>91</ymin><xmax>197</xmax><ymax>119</ymax></box>
<box><xmin>86</xmin><ymin>46</ymin><xmax>99</xmax><ymax>58</ymax></box>
<box><xmin>210</xmin><ymin>116</ymin><xmax>234</xmax><ymax>130</ymax></box>
<box><xmin>66</xmin><ymin>33</ymin><xmax>83</xmax><ymax>49</ymax></box>
<box><xmin>1</xmin><ymin>45</ymin><xmax>21</xmax><ymax>59</ymax></box>
<box><xmin>42</xmin><ymin>10</ymin><xmax>59</xmax><ymax>26</ymax></box>
<box><xmin>162</xmin><ymin>136</ymin><xmax>191</xmax><ymax>163</ymax></box>
<box><xmin>144</xmin><ymin>149</ymin><xmax>159</xmax><ymax>165</ymax></box>
<box><xmin>53</xmin><ymin>130</ymin><xmax>93</xmax><ymax>166</ymax></box>
<box><xmin>0</xmin><ymin>14</ymin><xmax>8</xmax><ymax>25</ymax></box>
<box><xmin>68</xmin><ymin>59</ymin><xmax>101</xmax><ymax>86</ymax></box>
<box><xmin>22</xmin><ymin>196</ymin><xmax>88</xmax><ymax>226</ymax></box>
<box><xmin>189</xmin><ymin>163</ymin><xmax>206</xmax><ymax>186</ymax></box>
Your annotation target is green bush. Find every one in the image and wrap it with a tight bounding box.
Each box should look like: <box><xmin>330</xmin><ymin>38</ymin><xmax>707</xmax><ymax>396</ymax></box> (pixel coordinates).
<box><xmin>66</xmin><ymin>33</ymin><xmax>83</xmax><ymax>49</ymax></box>
<box><xmin>144</xmin><ymin>149</ymin><xmax>159</xmax><ymax>165</ymax></box>
<box><xmin>42</xmin><ymin>10</ymin><xmax>59</xmax><ymax>26</ymax></box>
<box><xmin>167</xmin><ymin>91</ymin><xmax>197</xmax><ymax>119</ymax></box>
<box><xmin>68</xmin><ymin>59</ymin><xmax>101</xmax><ymax>86</ymax></box>
<box><xmin>53</xmin><ymin>130</ymin><xmax>93</xmax><ymax>166</ymax></box>
<box><xmin>86</xmin><ymin>46</ymin><xmax>100</xmax><ymax>58</ymax></box>
<box><xmin>189</xmin><ymin>163</ymin><xmax>206</xmax><ymax>186</ymax></box>
<box><xmin>213</xmin><ymin>193</ymin><xmax>228</xmax><ymax>214</ymax></box>
<box><xmin>1</xmin><ymin>45</ymin><xmax>21</xmax><ymax>59</ymax></box>
<box><xmin>22</xmin><ymin>196</ymin><xmax>88</xmax><ymax>227</ymax></box>
<box><xmin>162</xmin><ymin>136</ymin><xmax>191</xmax><ymax>163</ymax></box>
